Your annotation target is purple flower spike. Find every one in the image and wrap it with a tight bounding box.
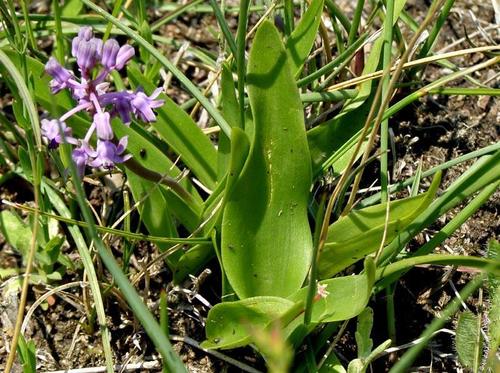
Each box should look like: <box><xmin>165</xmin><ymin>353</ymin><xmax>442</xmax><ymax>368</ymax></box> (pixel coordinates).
<box><xmin>41</xmin><ymin>119</ymin><xmax>76</xmax><ymax>149</ymax></box>
<box><xmin>72</xmin><ymin>26</ymin><xmax>94</xmax><ymax>58</ymax></box>
<box><xmin>42</xmin><ymin>26</ymin><xmax>166</xmax><ymax>177</ymax></box>
<box><xmin>76</xmin><ymin>42</ymin><xmax>99</xmax><ymax>73</ymax></box>
<box><xmin>93</xmin><ymin>112</ymin><xmax>114</xmax><ymax>140</ymax></box>
<box><xmin>45</xmin><ymin>57</ymin><xmax>75</xmax><ymax>93</ymax></box>
<box><xmin>101</xmin><ymin>39</ymin><xmax>120</xmax><ymax>69</ymax></box>
<box><xmin>89</xmin><ymin>138</ymin><xmax>132</xmax><ymax>169</ymax></box>
<box><xmin>115</xmin><ymin>45</ymin><xmax>135</xmax><ymax>70</ymax></box>
<box><xmin>131</xmin><ymin>88</ymin><xmax>164</xmax><ymax>122</ymax></box>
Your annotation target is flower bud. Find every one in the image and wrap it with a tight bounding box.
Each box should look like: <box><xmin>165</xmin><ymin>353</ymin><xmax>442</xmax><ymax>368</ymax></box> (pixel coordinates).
<box><xmin>101</xmin><ymin>39</ymin><xmax>120</xmax><ymax>69</ymax></box>
<box><xmin>115</xmin><ymin>45</ymin><xmax>135</xmax><ymax>70</ymax></box>
<box><xmin>93</xmin><ymin>112</ymin><xmax>114</xmax><ymax>140</ymax></box>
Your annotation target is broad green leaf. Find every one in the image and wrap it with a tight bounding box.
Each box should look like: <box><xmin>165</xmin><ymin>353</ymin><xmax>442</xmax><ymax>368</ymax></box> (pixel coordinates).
<box><xmin>289</xmin><ymin>258</ymin><xmax>375</xmax><ymax>323</ymax></box>
<box><xmin>318</xmin><ymin>172</ymin><xmax>441</xmax><ymax>278</ymax></box>
<box><xmin>202</xmin><ymin>296</ymin><xmax>295</xmax><ymax>349</ymax></box>
<box><xmin>456</xmin><ymin>311</ymin><xmax>483</xmax><ymax>371</ymax></box>
<box><xmin>173</xmin><ymin>128</ymin><xmax>250</xmax><ymax>283</ymax></box>
<box><xmin>223</xmin><ymin>127</ymin><xmax>251</xmax><ymax>203</ymax></box>
<box><xmin>221</xmin><ymin>21</ymin><xmax>313</xmax><ymax>298</ymax></box>
<box><xmin>218</xmin><ymin>64</ymin><xmax>239</xmax><ymax>180</ymax></box>
<box><xmin>202</xmin><ymin>259</ymin><xmax>375</xmax><ymax>350</ymax></box>
<box><xmin>127</xmin><ymin>65</ymin><xmax>218</xmax><ymax>189</ymax></box>
<box><xmin>113</xmin><ymin>122</ymin><xmax>202</xmax><ymax>232</ymax></box>
<box><xmin>0</xmin><ymin>210</ymin><xmax>32</xmax><ymax>256</ymax></box>
<box><xmin>286</xmin><ymin>0</ymin><xmax>325</xmax><ymax>76</ymax></box>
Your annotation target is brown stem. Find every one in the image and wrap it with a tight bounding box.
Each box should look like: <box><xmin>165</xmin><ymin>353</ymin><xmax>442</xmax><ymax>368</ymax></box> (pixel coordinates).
<box><xmin>124</xmin><ymin>157</ymin><xmax>195</xmax><ymax>205</ymax></box>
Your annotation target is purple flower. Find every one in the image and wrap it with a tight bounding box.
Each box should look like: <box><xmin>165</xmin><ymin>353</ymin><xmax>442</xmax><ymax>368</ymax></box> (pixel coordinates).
<box><xmin>99</xmin><ymin>92</ymin><xmax>134</xmax><ymax>124</ymax></box>
<box><xmin>41</xmin><ymin>119</ymin><xmax>76</xmax><ymax>149</ymax></box>
<box><xmin>93</xmin><ymin>112</ymin><xmax>113</xmax><ymax>140</ymax></box>
<box><xmin>101</xmin><ymin>39</ymin><xmax>120</xmax><ymax>70</ymax></box>
<box><xmin>131</xmin><ymin>88</ymin><xmax>164</xmax><ymax>122</ymax></box>
<box><xmin>70</xmin><ymin>78</ymin><xmax>89</xmax><ymax>103</ymax></box>
<box><xmin>113</xmin><ymin>96</ymin><xmax>133</xmax><ymax>124</ymax></box>
<box><xmin>89</xmin><ymin>137</ymin><xmax>131</xmax><ymax>169</ymax></box>
<box><xmin>72</xmin><ymin>142</ymin><xmax>95</xmax><ymax>177</ymax></box>
<box><xmin>115</xmin><ymin>45</ymin><xmax>135</xmax><ymax>70</ymax></box>
<box><xmin>45</xmin><ymin>57</ymin><xmax>75</xmax><ymax>94</ymax></box>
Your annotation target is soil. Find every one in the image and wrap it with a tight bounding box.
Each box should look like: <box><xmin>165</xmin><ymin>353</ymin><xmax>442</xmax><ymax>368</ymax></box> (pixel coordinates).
<box><xmin>0</xmin><ymin>0</ymin><xmax>499</xmax><ymax>372</ymax></box>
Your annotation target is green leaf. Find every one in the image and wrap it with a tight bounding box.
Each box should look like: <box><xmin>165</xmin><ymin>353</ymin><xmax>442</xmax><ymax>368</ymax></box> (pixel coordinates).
<box><xmin>375</xmin><ymin>255</ymin><xmax>500</xmax><ymax>281</ymax></box>
<box><xmin>17</xmin><ymin>335</ymin><xmax>36</xmax><ymax>373</ymax></box>
<box><xmin>202</xmin><ymin>296</ymin><xmax>295</xmax><ymax>349</ymax></box>
<box><xmin>285</xmin><ymin>0</ymin><xmax>324</xmax><ymax>76</ymax></box>
<box><xmin>455</xmin><ymin>310</ymin><xmax>483</xmax><ymax>371</ymax></box>
<box><xmin>127</xmin><ymin>172</ymin><xmax>178</xmax><ymax>250</ymax></box>
<box><xmin>37</xmin><ymin>235</ymin><xmax>64</xmax><ymax>266</ymax></box>
<box><xmin>289</xmin><ymin>258</ymin><xmax>375</xmax><ymax>323</ymax></box>
<box><xmin>18</xmin><ymin>147</ymin><xmax>32</xmax><ymax>181</ymax></box>
<box><xmin>221</xmin><ymin>21</ymin><xmax>313</xmax><ymax>298</ymax></box>
<box><xmin>61</xmin><ymin>0</ymin><xmax>83</xmax><ymax>16</ymax></box>
<box><xmin>319</xmin><ymin>172</ymin><xmax>441</xmax><ymax>278</ymax></box>
<box><xmin>223</xmin><ymin>127</ymin><xmax>251</xmax><ymax>202</ymax></box>
<box><xmin>0</xmin><ymin>50</ymin><xmax>41</xmax><ymax>149</ymax></box>
<box><xmin>347</xmin><ymin>359</ymin><xmax>364</xmax><ymax>373</ymax></box>
<box><xmin>318</xmin><ymin>351</ymin><xmax>346</xmax><ymax>373</ymax></box>
<box><xmin>487</xmin><ymin>240</ymin><xmax>500</xmax><ymax>368</ymax></box>
<box><xmin>0</xmin><ymin>210</ymin><xmax>32</xmax><ymax>256</ymax></box>
<box><xmin>365</xmin><ymin>339</ymin><xmax>392</xmax><ymax>366</ymax></box>
<box><xmin>173</xmin><ymin>244</ymin><xmax>213</xmax><ymax>283</ymax></box>
<box><xmin>172</xmin><ymin>128</ymin><xmax>251</xmax><ymax>283</ymax></box>
<box><xmin>139</xmin><ymin>20</ymin><xmax>153</xmax><ymax>64</ymax></box>
<box><xmin>3</xmin><ymin>49</ymin><xmax>89</xmax><ymax>136</ymax></box>
<box><xmin>127</xmin><ymin>66</ymin><xmax>218</xmax><ymax>189</ymax></box>
<box><xmin>355</xmin><ymin>307</ymin><xmax>374</xmax><ymax>359</ymax></box>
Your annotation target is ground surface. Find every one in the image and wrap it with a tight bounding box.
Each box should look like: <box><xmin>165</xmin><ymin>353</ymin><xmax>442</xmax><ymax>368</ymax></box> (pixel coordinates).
<box><xmin>0</xmin><ymin>0</ymin><xmax>498</xmax><ymax>371</ymax></box>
